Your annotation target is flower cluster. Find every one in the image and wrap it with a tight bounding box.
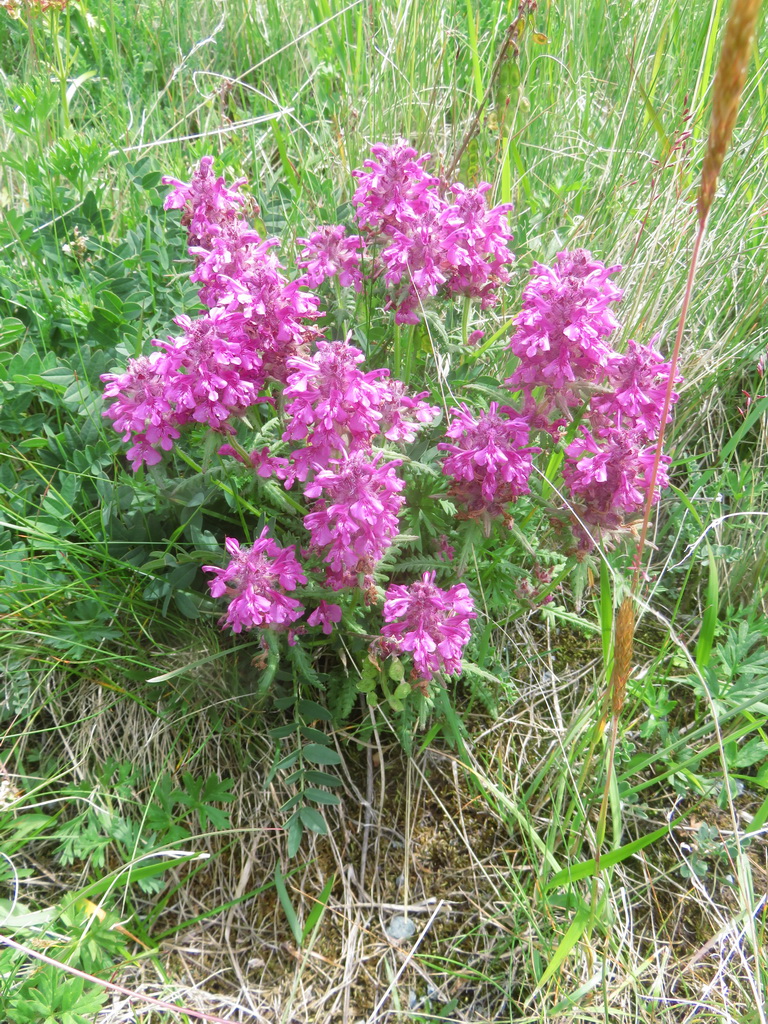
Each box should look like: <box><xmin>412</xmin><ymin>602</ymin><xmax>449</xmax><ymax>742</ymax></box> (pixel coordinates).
<box><xmin>162</xmin><ymin>156</ymin><xmax>250</xmax><ymax>253</ymax></box>
<box><xmin>506</xmin><ymin>249</ymin><xmax>623</xmax><ymax>400</ymax></box>
<box><xmin>296</xmin><ymin>225</ymin><xmax>364</xmax><ymax>291</ymax></box>
<box><xmin>379</xmin><ymin>571</ymin><xmax>476</xmax><ymax>684</ymax></box>
<box><xmin>203</xmin><ymin>530</ymin><xmax>306</xmax><ymax>635</ymax></box>
<box><xmin>279</xmin><ymin>338</ymin><xmax>435</xmax><ymax>590</ymax></box>
<box><xmin>504</xmin><ymin>249</ymin><xmax>678</xmax><ymax>547</ymax></box>
<box><xmin>562</xmin><ymin>428</ymin><xmax>668</xmax><ymax>537</ymax></box>
<box><xmin>281</xmin><ymin>339</ymin><xmax>437</xmax><ymax>482</ymax></box>
<box><xmin>438</xmin><ymin>403</ymin><xmax>539</xmax><ymax>531</ymax></box>
<box><xmin>296</xmin><ymin>142</ymin><xmax>514</xmax><ymax>324</ymax></box>
<box><xmin>103</xmin><ymin>159</ymin><xmax>320</xmax><ymax>468</ymax></box>
<box><xmin>303</xmin><ymin>452</ymin><xmax>406</xmax><ymax>591</ymax></box>
<box><xmin>102</xmin><ymin>311</ymin><xmax>265</xmax><ymax>470</ymax></box>
<box><xmin>102</xmin><ymin>151</ymin><xmax>682</xmax><ymax>695</ymax></box>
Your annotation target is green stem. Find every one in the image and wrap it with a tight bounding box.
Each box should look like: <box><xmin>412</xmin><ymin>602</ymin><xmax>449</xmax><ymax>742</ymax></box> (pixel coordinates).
<box><xmin>461</xmin><ymin>294</ymin><xmax>471</xmax><ymax>349</ymax></box>
<box><xmin>393</xmin><ymin>322</ymin><xmax>401</xmax><ymax>379</ymax></box>
<box><xmin>51</xmin><ymin>9</ymin><xmax>71</xmax><ymax>135</ymax></box>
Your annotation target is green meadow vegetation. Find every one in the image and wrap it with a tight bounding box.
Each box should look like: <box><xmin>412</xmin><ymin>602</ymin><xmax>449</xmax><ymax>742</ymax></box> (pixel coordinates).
<box><xmin>0</xmin><ymin>0</ymin><xmax>767</xmax><ymax>1021</ymax></box>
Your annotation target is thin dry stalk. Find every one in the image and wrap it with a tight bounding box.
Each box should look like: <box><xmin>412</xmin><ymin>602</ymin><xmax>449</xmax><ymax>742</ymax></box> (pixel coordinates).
<box><xmin>634</xmin><ymin>0</ymin><xmax>762</xmax><ymax>591</ymax></box>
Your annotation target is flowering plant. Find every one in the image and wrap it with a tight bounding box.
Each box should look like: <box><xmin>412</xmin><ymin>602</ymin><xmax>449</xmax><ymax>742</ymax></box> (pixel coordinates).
<box><xmin>102</xmin><ymin>143</ymin><xmax>679</xmax><ymax>730</ymax></box>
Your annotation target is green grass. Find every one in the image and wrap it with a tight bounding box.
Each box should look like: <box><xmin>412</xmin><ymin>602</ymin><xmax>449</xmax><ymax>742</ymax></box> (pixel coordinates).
<box><xmin>1</xmin><ymin>0</ymin><xmax>768</xmax><ymax>1022</ymax></box>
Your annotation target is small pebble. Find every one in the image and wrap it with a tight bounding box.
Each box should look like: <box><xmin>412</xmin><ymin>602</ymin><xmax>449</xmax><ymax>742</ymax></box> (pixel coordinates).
<box><xmin>385</xmin><ymin>914</ymin><xmax>417</xmax><ymax>940</ymax></box>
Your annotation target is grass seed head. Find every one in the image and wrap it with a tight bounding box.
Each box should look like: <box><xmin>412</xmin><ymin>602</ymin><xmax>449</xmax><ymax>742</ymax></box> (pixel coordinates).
<box><xmin>698</xmin><ymin>0</ymin><xmax>764</xmax><ymax>225</ymax></box>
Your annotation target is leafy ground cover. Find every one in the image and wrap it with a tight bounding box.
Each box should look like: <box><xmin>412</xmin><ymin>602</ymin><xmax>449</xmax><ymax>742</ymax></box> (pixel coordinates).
<box><xmin>0</xmin><ymin>0</ymin><xmax>767</xmax><ymax>1021</ymax></box>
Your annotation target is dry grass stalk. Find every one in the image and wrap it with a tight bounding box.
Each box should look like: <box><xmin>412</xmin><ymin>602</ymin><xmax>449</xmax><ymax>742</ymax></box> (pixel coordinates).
<box><xmin>610</xmin><ymin>597</ymin><xmax>634</xmax><ymax>717</ymax></box>
<box><xmin>697</xmin><ymin>0</ymin><xmax>763</xmax><ymax>226</ymax></box>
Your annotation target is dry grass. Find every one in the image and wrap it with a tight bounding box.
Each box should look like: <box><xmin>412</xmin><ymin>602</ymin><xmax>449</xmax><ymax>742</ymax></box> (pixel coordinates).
<box><xmin>12</xmin><ymin>634</ymin><xmax>765</xmax><ymax>1024</ymax></box>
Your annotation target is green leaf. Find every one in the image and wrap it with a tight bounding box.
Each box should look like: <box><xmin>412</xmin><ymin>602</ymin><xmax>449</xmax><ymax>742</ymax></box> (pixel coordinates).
<box><xmin>544</xmin><ymin>817</ymin><xmax>685</xmax><ymax>890</ymax></box>
<box><xmin>298</xmin><ymin>699</ymin><xmax>333</xmax><ymax>721</ymax></box>
<box><xmin>533</xmin><ymin>904</ymin><xmax>591</xmax><ymax>991</ymax></box>
<box><xmin>695</xmin><ymin>543</ymin><xmax>719</xmax><ymax>668</ymax></box>
<box><xmin>304</xmin><ymin>788</ymin><xmax>341</xmax><ymax>806</ymax></box>
<box><xmin>274</xmin><ymin>861</ymin><xmax>302</xmax><ymax>944</ymax></box>
<box><xmin>302</xmin><ymin>743</ymin><xmax>342</xmax><ymax>766</ymax></box>
<box><xmin>303</xmin><ymin>770</ymin><xmax>343</xmax><ymax>788</ymax></box>
<box><xmin>287</xmin><ymin>815</ymin><xmax>303</xmax><ymax>857</ymax></box>
<box><xmin>301</xmin><ymin>873</ymin><xmax>335</xmax><ymax>945</ymax></box>
<box><xmin>298</xmin><ymin>806</ymin><xmax>328</xmax><ymax>834</ymax></box>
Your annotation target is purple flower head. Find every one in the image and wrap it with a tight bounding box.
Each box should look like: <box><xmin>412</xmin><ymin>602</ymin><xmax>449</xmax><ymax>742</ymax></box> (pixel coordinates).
<box><xmin>377</xmin><ymin>379</ymin><xmax>439</xmax><ymax>443</ymax></box>
<box><xmin>101</xmin><ymin>352</ymin><xmax>180</xmax><ymax>471</ymax></box>
<box><xmin>563</xmin><ymin>426</ymin><xmax>671</xmax><ymax>545</ymax></box>
<box><xmin>381</xmin><ymin>221</ymin><xmax>447</xmax><ymax>293</ymax></box>
<box><xmin>190</xmin><ymin>227</ymin><xmax>280</xmax><ymax>310</ymax></box>
<box><xmin>303</xmin><ymin>452</ymin><xmax>405</xmax><ymax>591</ymax></box>
<box><xmin>379</xmin><ymin>571</ymin><xmax>476</xmax><ymax>682</ymax></box>
<box><xmin>506</xmin><ymin>249</ymin><xmax>623</xmax><ymax>397</ymax></box>
<box><xmin>438</xmin><ymin>182</ymin><xmax>514</xmax><ymax>306</ymax></box>
<box><xmin>307</xmin><ymin>600</ymin><xmax>343</xmax><ymax>634</ymax></box>
<box><xmin>283</xmin><ymin>340</ymin><xmax>389</xmax><ymax>477</ymax></box>
<box><xmin>352</xmin><ymin>141</ymin><xmax>441</xmax><ymax>231</ymax></box>
<box><xmin>296</xmin><ymin>224</ymin><xmax>364</xmax><ymax>291</ymax></box>
<box><xmin>590</xmin><ymin>337</ymin><xmax>680</xmax><ymax>440</ymax></box>
<box><xmin>203</xmin><ymin>529</ymin><xmax>307</xmax><ymax>634</ymax></box>
<box><xmin>218</xmin><ymin>444</ymin><xmax>289</xmax><ymax>479</ymax></box>
<box><xmin>162</xmin><ymin>156</ymin><xmax>250</xmax><ymax>252</ymax></box>
<box><xmin>156</xmin><ymin>311</ymin><xmax>265</xmax><ymax>431</ymax></box>
<box><xmin>438</xmin><ymin>402</ymin><xmax>540</xmax><ymax>527</ymax></box>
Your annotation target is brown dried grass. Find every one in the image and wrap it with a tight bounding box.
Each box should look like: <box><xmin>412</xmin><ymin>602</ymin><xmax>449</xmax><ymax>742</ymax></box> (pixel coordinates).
<box><xmin>698</xmin><ymin>0</ymin><xmax>764</xmax><ymax>225</ymax></box>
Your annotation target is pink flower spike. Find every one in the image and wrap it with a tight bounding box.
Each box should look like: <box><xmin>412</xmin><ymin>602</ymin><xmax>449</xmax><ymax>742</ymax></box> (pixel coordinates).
<box><xmin>379</xmin><ymin>571</ymin><xmax>476</xmax><ymax>682</ymax></box>
<box><xmin>203</xmin><ymin>529</ymin><xmax>307</xmax><ymax>634</ymax></box>
<box><xmin>101</xmin><ymin>352</ymin><xmax>180</xmax><ymax>471</ymax></box>
<box><xmin>438</xmin><ymin>402</ymin><xmax>540</xmax><ymax>525</ymax></box>
<box><xmin>162</xmin><ymin>156</ymin><xmax>250</xmax><ymax>252</ymax></box>
<box><xmin>591</xmin><ymin>337</ymin><xmax>681</xmax><ymax>440</ymax></box>
<box><xmin>352</xmin><ymin>141</ymin><xmax>441</xmax><ymax>231</ymax></box>
<box><xmin>506</xmin><ymin>249</ymin><xmax>623</xmax><ymax>399</ymax></box>
<box><xmin>307</xmin><ymin>601</ymin><xmax>343</xmax><ymax>634</ymax></box>
<box><xmin>303</xmin><ymin>451</ymin><xmax>405</xmax><ymax>591</ymax></box>
<box><xmin>296</xmin><ymin>224</ymin><xmax>364</xmax><ymax>291</ymax></box>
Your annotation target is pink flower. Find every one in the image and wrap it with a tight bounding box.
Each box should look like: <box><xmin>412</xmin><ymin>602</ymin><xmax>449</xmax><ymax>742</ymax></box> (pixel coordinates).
<box><xmin>282</xmin><ymin>340</ymin><xmax>388</xmax><ymax>477</ymax></box>
<box><xmin>563</xmin><ymin>427</ymin><xmax>670</xmax><ymax>543</ymax></box>
<box><xmin>352</xmin><ymin>142</ymin><xmax>440</xmax><ymax>231</ymax></box>
<box><xmin>379</xmin><ymin>571</ymin><xmax>476</xmax><ymax>681</ymax></box>
<box><xmin>303</xmin><ymin>452</ymin><xmax>405</xmax><ymax>590</ymax></box>
<box><xmin>203</xmin><ymin>529</ymin><xmax>307</xmax><ymax>634</ymax></box>
<box><xmin>438</xmin><ymin>182</ymin><xmax>514</xmax><ymax>306</ymax></box>
<box><xmin>307</xmin><ymin>601</ymin><xmax>343</xmax><ymax>634</ymax></box>
<box><xmin>101</xmin><ymin>353</ymin><xmax>180</xmax><ymax>471</ymax></box>
<box><xmin>590</xmin><ymin>337</ymin><xmax>680</xmax><ymax>440</ymax></box>
<box><xmin>381</xmin><ymin>221</ymin><xmax>447</xmax><ymax>310</ymax></box>
<box><xmin>162</xmin><ymin>156</ymin><xmax>250</xmax><ymax>252</ymax></box>
<box><xmin>296</xmin><ymin>224</ymin><xmax>364</xmax><ymax>291</ymax></box>
<box><xmin>377</xmin><ymin>379</ymin><xmax>439</xmax><ymax>443</ymax></box>
<box><xmin>435</xmin><ymin>535</ymin><xmax>455</xmax><ymax>562</ymax></box>
<box><xmin>506</xmin><ymin>249</ymin><xmax>623</xmax><ymax>397</ymax></box>
<box><xmin>156</xmin><ymin>311</ymin><xmax>265</xmax><ymax>431</ymax></box>
<box><xmin>438</xmin><ymin>402</ymin><xmax>539</xmax><ymax>525</ymax></box>
<box><xmin>217</xmin><ymin>444</ymin><xmax>288</xmax><ymax>478</ymax></box>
